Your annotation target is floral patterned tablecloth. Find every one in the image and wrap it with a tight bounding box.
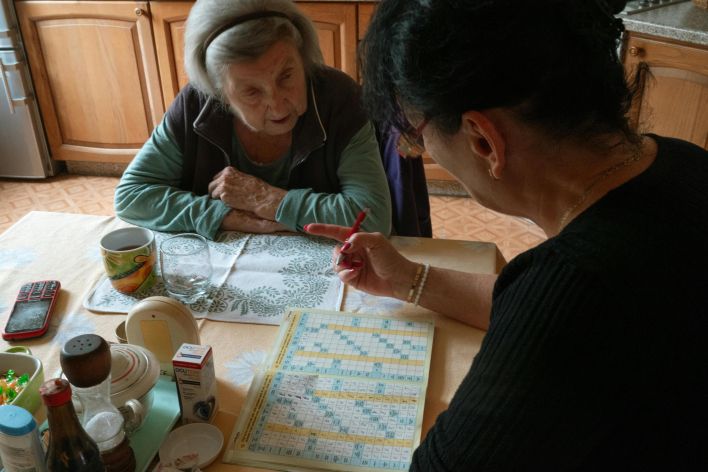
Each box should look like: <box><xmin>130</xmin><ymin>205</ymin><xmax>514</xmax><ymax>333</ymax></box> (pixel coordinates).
<box><xmin>84</xmin><ymin>231</ymin><xmax>343</xmax><ymax>325</ymax></box>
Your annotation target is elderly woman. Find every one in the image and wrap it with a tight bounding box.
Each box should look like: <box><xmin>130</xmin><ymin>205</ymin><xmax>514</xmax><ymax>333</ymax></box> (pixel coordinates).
<box><xmin>306</xmin><ymin>0</ymin><xmax>708</xmax><ymax>469</ymax></box>
<box><xmin>114</xmin><ymin>0</ymin><xmax>391</xmax><ymax>238</ymax></box>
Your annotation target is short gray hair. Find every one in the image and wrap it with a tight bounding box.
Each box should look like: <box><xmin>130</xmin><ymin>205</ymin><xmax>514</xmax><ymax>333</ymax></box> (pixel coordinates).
<box><xmin>185</xmin><ymin>0</ymin><xmax>323</xmax><ymax>100</ymax></box>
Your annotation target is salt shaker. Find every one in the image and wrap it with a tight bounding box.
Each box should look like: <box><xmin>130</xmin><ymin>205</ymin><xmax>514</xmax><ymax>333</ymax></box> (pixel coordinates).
<box><xmin>60</xmin><ymin>334</ymin><xmax>135</xmax><ymax>472</ymax></box>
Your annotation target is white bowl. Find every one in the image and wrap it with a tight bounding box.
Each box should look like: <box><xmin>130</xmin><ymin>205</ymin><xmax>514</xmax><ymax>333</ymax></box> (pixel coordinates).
<box><xmin>159</xmin><ymin>423</ymin><xmax>223</xmax><ymax>469</ymax></box>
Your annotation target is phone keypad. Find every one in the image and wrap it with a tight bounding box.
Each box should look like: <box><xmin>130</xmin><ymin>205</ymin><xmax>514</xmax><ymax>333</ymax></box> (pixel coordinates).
<box><xmin>19</xmin><ymin>280</ymin><xmax>59</xmax><ymax>302</ymax></box>
<box><xmin>18</xmin><ymin>284</ymin><xmax>32</xmax><ymax>300</ymax></box>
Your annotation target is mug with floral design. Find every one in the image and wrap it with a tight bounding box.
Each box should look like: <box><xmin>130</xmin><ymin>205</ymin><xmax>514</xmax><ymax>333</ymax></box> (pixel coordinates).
<box><xmin>99</xmin><ymin>227</ymin><xmax>157</xmax><ymax>294</ymax></box>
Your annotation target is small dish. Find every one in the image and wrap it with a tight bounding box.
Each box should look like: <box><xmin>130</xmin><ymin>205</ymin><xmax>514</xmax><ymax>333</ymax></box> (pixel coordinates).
<box><xmin>158</xmin><ymin>422</ymin><xmax>223</xmax><ymax>469</ymax></box>
<box><xmin>0</xmin><ymin>347</ymin><xmax>44</xmax><ymax>414</ymax></box>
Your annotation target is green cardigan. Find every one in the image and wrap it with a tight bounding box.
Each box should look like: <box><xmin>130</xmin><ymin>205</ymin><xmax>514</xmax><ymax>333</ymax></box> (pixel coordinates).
<box><xmin>115</xmin><ymin>68</ymin><xmax>391</xmax><ymax>239</ymax></box>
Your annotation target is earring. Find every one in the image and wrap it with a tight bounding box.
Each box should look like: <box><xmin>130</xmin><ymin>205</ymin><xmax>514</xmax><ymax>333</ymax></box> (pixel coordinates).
<box><xmin>488</xmin><ymin>168</ymin><xmax>500</xmax><ymax>180</ymax></box>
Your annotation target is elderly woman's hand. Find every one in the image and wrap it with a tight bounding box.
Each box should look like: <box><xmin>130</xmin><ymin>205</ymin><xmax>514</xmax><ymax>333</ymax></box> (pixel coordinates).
<box><xmin>208</xmin><ymin>167</ymin><xmax>288</xmax><ymax>220</ymax></box>
<box><xmin>221</xmin><ymin>209</ymin><xmax>289</xmax><ymax>233</ymax></box>
<box><xmin>304</xmin><ymin>223</ymin><xmax>420</xmax><ymax>301</ymax></box>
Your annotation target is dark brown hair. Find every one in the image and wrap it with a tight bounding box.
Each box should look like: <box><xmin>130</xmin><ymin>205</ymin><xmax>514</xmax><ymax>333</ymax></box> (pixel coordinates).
<box><xmin>360</xmin><ymin>0</ymin><xmax>637</xmax><ymax>143</ymax></box>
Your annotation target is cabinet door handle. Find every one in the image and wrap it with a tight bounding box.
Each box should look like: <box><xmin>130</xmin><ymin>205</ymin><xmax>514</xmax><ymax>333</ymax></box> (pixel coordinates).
<box><xmin>0</xmin><ymin>28</ymin><xmax>17</xmax><ymax>40</ymax></box>
<box><xmin>0</xmin><ymin>59</ymin><xmax>31</xmax><ymax>114</ymax></box>
<box><xmin>135</xmin><ymin>8</ymin><xmax>143</xmax><ymax>16</ymax></box>
<box><xmin>0</xmin><ymin>58</ymin><xmax>16</xmax><ymax>114</ymax></box>
<box><xmin>629</xmin><ymin>46</ymin><xmax>644</xmax><ymax>57</ymax></box>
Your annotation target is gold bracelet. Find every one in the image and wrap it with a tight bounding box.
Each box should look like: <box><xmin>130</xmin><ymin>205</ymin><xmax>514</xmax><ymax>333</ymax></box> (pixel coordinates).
<box><xmin>406</xmin><ymin>264</ymin><xmax>424</xmax><ymax>303</ymax></box>
<box><xmin>413</xmin><ymin>264</ymin><xmax>430</xmax><ymax>306</ymax></box>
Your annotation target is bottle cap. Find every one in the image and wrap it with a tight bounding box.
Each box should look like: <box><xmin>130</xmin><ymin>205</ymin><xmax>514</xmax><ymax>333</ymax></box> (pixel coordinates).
<box><xmin>0</xmin><ymin>404</ymin><xmax>36</xmax><ymax>436</ymax></box>
<box><xmin>60</xmin><ymin>334</ymin><xmax>111</xmax><ymax>387</ymax></box>
<box><xmin>39</xmin><ymin>378</ymin><xmax>73</xmax><ymax>407</ymax></box>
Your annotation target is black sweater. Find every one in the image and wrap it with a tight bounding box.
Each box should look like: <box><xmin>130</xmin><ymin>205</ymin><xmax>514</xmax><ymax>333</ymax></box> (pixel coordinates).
<box><xmin>412</xmin><ymin>136</ymin><xmax>708</xmax><ymax>471</ymax></box>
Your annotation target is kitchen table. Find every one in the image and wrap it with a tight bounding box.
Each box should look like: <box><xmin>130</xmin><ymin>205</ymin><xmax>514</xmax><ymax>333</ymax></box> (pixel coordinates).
<box><xmin>0</xmin><ymin>211</ymin><xmax>504</xmax><ymax>471</ymax></box>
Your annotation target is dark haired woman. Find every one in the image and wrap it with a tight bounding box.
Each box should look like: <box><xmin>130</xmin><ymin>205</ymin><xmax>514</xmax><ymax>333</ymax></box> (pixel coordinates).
<box><xmin>306</xmin><ymin>0</ymin><xmax>708</xmax><ymax>469</ymax></box>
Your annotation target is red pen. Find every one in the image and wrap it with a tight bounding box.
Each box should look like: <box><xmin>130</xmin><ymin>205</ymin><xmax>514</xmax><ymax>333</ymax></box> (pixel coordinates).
<box><xmin>336</xmin><ymin>208</ymin><xmax>369</xmax><ymax>267</ymax></box>
<box><xmin>344</xmin><ymin>208</ymin><xmax>369</xmax><ymax>240</ymax></box>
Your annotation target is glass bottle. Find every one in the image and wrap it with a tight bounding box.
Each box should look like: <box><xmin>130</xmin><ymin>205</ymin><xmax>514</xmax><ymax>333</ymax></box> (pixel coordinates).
<box><xmin>60</xmin><ymin>334</ymin><xmax>135</xmax><ymax>472</ymax></box>
<box><xmin>39</xmin><ymin>378</ymin><xmax>105</xmax><ymax>472</ymax></box>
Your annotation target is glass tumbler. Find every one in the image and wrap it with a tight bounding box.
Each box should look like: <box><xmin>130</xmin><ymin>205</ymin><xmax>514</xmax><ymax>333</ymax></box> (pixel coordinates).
<box><xmin>159</xmin><ymin>233</ymin><xmax>212</xmax><ymax>304</ymax></box>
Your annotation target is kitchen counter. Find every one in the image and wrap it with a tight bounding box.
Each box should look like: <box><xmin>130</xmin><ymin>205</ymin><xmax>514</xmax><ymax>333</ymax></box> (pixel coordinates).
<box><xmin>620</xmin><ymin>1</ymin><xmax>708</xmax><ymax>46</ymax></box>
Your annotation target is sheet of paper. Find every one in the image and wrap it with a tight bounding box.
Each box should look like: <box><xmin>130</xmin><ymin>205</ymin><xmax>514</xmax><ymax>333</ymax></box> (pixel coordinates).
<box><xmin>224</xmin><ymin>308</ymin><xmax>434</xmax><ymax>471</ymax></box>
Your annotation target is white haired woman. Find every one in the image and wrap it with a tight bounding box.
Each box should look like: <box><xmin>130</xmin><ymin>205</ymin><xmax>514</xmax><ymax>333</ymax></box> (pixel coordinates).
<box><xmin>115</xmin><ymin>0</ymin><xmax>392</xmax><ymax>238</ymax></box>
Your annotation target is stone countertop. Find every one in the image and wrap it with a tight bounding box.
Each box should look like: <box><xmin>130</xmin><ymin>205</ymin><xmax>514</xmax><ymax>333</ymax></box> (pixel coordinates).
<box><xmin>620</xmin><ymin>1</ymin><xmax>708</xmax><ymax>46</ymax></box>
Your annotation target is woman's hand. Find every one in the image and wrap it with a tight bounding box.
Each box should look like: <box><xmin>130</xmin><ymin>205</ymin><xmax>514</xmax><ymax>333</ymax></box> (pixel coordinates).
<box><xmin>221</xmin><ymin>209</ymin><xmax>290</xmax><ymax>233</ymax></box>
<box><xmin>304</xmin><ymin>223</ymin><xmax>420</xmax><ymax>300</ymax></box>
<box><xmin>307</xmin><ymin>223</ymin><xmax>495</xmax><ymax>329</ymax></box>
<box><xmin>208</xmin><ymin>167</ymin><xmax>287</xmax><ymax>220</ymax></box>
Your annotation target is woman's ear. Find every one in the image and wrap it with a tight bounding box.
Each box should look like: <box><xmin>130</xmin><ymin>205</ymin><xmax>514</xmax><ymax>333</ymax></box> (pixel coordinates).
<box><xmin>460</xmin><ymin>110</ymin><xmax>506</xmax><ymax>179</ymax></box>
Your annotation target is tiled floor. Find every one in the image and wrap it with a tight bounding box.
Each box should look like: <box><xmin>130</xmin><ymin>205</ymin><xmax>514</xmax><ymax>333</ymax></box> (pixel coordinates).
<box><xmin>0</xmin><ymin>174</ymin><xmax>547</xmax><ymax>262</ymax></box>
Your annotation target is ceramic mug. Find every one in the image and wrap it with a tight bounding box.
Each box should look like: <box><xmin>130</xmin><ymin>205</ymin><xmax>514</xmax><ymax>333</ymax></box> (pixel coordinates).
<box><xmin>100</xmin><ymin>227</ymin><xmax>157</xmax><ymax>294</ymax></box>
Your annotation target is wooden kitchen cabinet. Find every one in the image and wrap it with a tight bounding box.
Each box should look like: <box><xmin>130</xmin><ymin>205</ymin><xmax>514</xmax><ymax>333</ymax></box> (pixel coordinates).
<box><xmin>14</xmin><ymin>1</ymin><xmax>391</xmax><ymax>165</ymax></box>
<box><xmin>151</xmin><ymin>2</ymin><xmax>359</xmax><ymax>110</ymax></box>
<box><xmin>296</xmin><ymin>3</ymin><xmax>357</xmax><ymax>79</ymax></box>
<box><xmin>150</xmin><ymin>1</ymin><xmax>191</xmax><ymax>109</ymax></box>
<box><xmin>15</xmin><ymin>1</ymin><xmax>164</xmax><ymax>163</ymax></box>
<box><xmin>357</xmin><ymin>2</ymin><xmax>375</xmax><ymax>41</ymax></box>
<box><xmin>624</xmin><ymin>33</ymin><xmax>708</xmax><ymax>149</ymax></box>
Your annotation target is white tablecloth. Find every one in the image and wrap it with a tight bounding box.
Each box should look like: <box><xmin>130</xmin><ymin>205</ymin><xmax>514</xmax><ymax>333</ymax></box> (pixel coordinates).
<box><xmin>0</xmin><ymin>211</ymin><xmax>504</xmax><ymax>471</ymax></box>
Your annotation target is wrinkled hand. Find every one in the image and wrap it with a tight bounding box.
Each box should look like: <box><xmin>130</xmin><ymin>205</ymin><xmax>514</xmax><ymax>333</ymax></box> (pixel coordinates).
<box><xmin>221</xmin><ymin>209</ymin><xmax>290</xmax><ymax>233</ymax></box>
<box><xmin>208</xmin><ymin>167</ymin><xmax>287</xmax><ymax>220</ymax></box>
<box><xmin>304</xmin><ymin>223</ymin><xmax>419</xmax><ymax>300</ymax></box>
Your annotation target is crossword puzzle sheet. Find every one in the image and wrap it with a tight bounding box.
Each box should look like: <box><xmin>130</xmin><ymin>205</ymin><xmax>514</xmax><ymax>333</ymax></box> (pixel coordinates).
<box><xmin>223</xmin><ymin>308</ymin><xmax>434</xmax><ymax>471</ymax></box>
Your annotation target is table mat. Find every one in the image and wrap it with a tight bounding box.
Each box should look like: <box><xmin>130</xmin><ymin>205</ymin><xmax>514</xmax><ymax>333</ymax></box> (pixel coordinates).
<box><xmin>83</xmin><ymin>232</ymin><xmax>343</xmax><ymax>325</ymax></box>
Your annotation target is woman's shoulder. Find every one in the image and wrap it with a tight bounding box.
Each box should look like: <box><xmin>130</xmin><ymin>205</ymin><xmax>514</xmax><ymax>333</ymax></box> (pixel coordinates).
<box><xmin>166</xmin><ymin>84</ymin><xmax>220</xmax><ymax>122</ymax></box>
<box><xmin>492</xmin><ymin>228</ymin><xmax>627</xmax><ymax>302</ymax></box>
<box><xmin>306</xmin><ymin>66</ymin><xmax>369</xmax><ymax>138</ymax></box>
<box><xmin>310</xmin><ymin>66</ymin><xmax>363</xmax><ymax>112</ymax></box>
<box><xmin>311</xmin><ymin>65</ymin><xmax>361</xmax><ymax>92</ymax></box>
<box><xmin>651</xmin><ymin>134</ymin><xmax>708</xmax><ymax>160</ymax></box>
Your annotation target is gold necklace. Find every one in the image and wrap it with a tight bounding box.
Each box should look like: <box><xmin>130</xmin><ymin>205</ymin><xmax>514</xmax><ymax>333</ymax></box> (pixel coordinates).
<box><xmin>558</xmin><ymin>146</ymin><xmax>644</xmax><ymax>230</ymax></box>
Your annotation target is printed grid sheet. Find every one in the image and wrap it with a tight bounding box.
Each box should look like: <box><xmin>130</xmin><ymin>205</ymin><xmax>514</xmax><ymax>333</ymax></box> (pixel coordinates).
<box><xmin>275</xmin><ymin>313</ymin><xmax>430</xmax><ymax>382</ymax></box>
<box><xmin>224</xmin><ymin>309</ymin><xmax>434</xmax><ymax>472</ymax></box>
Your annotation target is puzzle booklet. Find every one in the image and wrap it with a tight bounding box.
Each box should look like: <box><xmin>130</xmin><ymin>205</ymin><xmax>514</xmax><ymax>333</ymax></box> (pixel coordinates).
<box><xmin>223</xmin><ymin>308</ymin><xmax>434</xmax><ymax>471</ymax></box>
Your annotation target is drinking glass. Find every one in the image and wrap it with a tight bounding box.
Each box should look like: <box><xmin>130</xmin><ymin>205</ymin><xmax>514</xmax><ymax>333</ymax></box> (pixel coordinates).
<box><xmin>159</xmin><ymin>233</ymin><xmax>212</xmax><ymax>304</ymax></box>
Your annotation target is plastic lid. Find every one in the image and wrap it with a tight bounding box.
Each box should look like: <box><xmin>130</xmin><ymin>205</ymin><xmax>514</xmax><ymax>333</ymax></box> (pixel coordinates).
<box><xmin>110</xmin><ymin>344</ymin><xmax>160</xmax><ymax>406</ymax></box>
<box><xmin>0</xmin><ymin>405</ymin><xmax>36</xmax><ymax>436</ymax></box>
<box><xmin>40</xmin><ymin>378</ymin><xmax>73</xmax><ymax>407</ymax></box>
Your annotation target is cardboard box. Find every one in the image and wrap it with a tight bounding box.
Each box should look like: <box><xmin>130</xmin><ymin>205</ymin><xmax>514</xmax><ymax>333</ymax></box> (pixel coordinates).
<box><xmin>172</xmin><ymin>343</ymin><xmax>218</xmax><ymax>423</ymax></box>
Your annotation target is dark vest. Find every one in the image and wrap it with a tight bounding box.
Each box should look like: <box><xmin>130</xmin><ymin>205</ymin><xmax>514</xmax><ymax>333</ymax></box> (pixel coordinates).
<box><xmin>165</xmin><ymin>66</ymin><xmax>368</xmax><ymax>196</ymax></box>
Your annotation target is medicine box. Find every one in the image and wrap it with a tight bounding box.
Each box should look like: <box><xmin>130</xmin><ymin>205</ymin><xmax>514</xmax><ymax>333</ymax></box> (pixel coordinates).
<box><xmin>172</xmin><ymin>343</ymin><xmax>218</xmax><ymax>423</ymax></box>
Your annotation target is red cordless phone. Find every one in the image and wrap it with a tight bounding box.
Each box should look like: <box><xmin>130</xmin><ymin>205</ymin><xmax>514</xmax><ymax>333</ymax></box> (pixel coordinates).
<box><xmin>2</xmin><ymin>280</ymin><xmax>61</xmax><ymax>341</ymax></box>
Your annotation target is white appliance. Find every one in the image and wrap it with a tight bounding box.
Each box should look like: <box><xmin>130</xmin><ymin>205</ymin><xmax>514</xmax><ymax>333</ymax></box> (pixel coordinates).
<box><xmin>0</xmin><ymin>0</ymin><xmax>58</xmax><ymax>178</ymax></box>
